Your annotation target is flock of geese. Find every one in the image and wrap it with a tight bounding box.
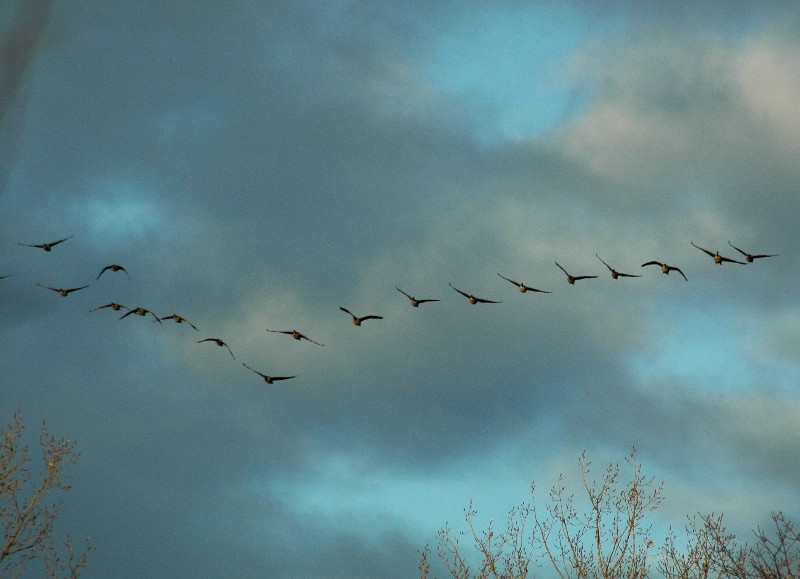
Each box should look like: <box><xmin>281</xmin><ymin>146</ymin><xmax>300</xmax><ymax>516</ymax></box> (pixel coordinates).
<box><xmin>3</xmin><ymin>234</ymin><xmax>778</xmax><ymax>385</ymax></box>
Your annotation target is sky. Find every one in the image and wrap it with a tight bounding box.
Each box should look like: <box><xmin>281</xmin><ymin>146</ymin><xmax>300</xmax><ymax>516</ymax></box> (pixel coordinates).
<box><xmin>2</xmin><ymin>1</ymin><xmax>799</xmax><ymax>577</ymax></box>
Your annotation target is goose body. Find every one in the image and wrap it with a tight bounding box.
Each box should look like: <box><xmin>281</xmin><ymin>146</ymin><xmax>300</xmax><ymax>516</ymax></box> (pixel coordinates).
<box><xmin>198</xmin><ymin>337</ymin><xmax>235</xmax><ymax>358</ymax></box>
<box><xmin>449</xmin><ymin>282</ymin><xmax>501</xmax><ymax>304</ymax></box>
<box><xmin>641</xmin><ymin>261</ymin><xmax>687</xmax><ymax>281</ymax></box>
<box><xmin>691</xmin><ymin>242</ymin><xmax>745</xmax><ymax>265</ymax></box>
<box><xmin>267</xmin><ymin>329</ymin><xmax>323</xmax><ymax>346</ymax></box>
<box><xmin>37</xmin><ymin>282</ymin><xmax>89</xmax><ymax>297</ymax></box>
<box><xmin>18</xmin><ymin>235</ymin><xmax>73</xmax><ymax>252</ymax></box>
<box><xmin>555</xmin><ymin>261</ymin><xmax>598</xmax><ymax>284</ymax></box>
<box><xmin>497</xmin><ymin>273</ymin><xmax>551</xmax><ymax>293</ymax></box>
<box><xmin>340</xmin><ymin>307</ymin><xmax>383</xmax><ymax>326</ymax></box>
<box><xmin>120</xmin><ymin>306</ymin><xmax>162</xmax><ymax>323</ymax></box>
<box><xmin>91</xmin><ymin>302</ymin><xmax>126</xmax><ymax>312</ymax></box>
<box><xmin>242</xmin><ymin>362</ymin><xmax>296</xmax><ymax>384</ymax></box>
<box><xmin>97</xmin><ymin>264</ymin><xmax>130</xmax><ymax>279</ymax></box>
<box><xmin>595</xmin><ymin>254</ymin><xmax>641</xmax><ymax>279</ymax></box>
<box><xmin>727</xmin><ymin>241</ymin><xmax>777</xmax><ymax>263</ymax></box>
<box><xmin>396</xmin><ymin>286</ymin><xmax>440</xmax><ymax>307</ymax></box>
<box><xmin>160</xmin><ymin>314</ymin><xmax>198</xmax><ymax>330</ymax></box>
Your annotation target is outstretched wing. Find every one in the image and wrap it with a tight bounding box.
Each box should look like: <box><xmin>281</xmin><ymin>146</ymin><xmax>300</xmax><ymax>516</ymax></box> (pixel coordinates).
<box><xmin>641</xmin><ymin>261</ymin><xmax>662</xmax><ymax>268</ymax></box>
<box><xmin>473</xmin><ymin>296</ymin><xmax>502</xmax><ymax>304</ymax></box>
<box><xmin>448</xmin><ymin>282</ymin><xmax>470</xmax><ymax>298</ymax></box>
<box><xmin>497</xmin><ymin>273</ymin><xmax>519</xmax><ymax>286</ymax></box>
<box><xmin>667</xmin><ymin>266</ymin><xmax>688</xmax><ymax>281</ymax></box>
<box><xmin>395</xmin><ymin>286</ymin><xmax>413</xmax><ymax>300</ymax></box>
<box><xmin>691</xmin><ymin>241</ymin><xmax>716</xmax><ymax>258</ymax></box>
<box><xmin>595</xmin><ymin>254</ymin><xmax>614</xmax><ymax>271</ymax></box>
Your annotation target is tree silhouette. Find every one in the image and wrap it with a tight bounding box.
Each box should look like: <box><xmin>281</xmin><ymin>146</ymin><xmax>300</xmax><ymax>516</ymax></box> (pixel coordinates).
<box><xmin>421</xmin><ymin>450</ymin><xmax>799</xmax><ymax>578</ymax></box>
<box><xmin>1</xmin><ymin>411</ymin><xmax>92</xmax><ymax>577</ymax></box>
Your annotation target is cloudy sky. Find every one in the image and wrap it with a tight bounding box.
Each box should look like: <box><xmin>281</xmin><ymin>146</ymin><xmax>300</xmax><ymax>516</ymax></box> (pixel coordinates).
<box><xmin>2</xmin><ymin>1</ymin><xmax>799</xmax><ymax>577</ymax></box>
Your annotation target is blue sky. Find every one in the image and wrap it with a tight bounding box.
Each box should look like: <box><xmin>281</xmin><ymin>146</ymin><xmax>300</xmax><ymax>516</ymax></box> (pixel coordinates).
<box><xmin>2</xmin><ymin>1</ymin><xmax>799</xmax><ymax>577</ymax></box>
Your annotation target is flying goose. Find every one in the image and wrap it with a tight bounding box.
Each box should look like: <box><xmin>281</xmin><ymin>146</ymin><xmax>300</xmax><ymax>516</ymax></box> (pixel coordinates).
<box><xmin>97</xmin><ymin>264</ymin><xmax>130</xmax><ymax>279</ymax></box>
<box><xmin>641</xmin><ymin>260</ymin><xmax>687</xmax><ymax>281</ymax></box>
<box><xmin>242</xmin><ymin>362</ymin><xmax>296</xmax><ymax>384</ymax></box>
<box><xmin>396</xmin><ymin>286</ymin><xmax>441</xmax><ymax>307</ymax></box>
<box><xmin>727</xmin><ymin>241</ymin><xmax>777</xmax><ymax>263</ymax></box>
<box><xmin>198</xmin><ymin>337</ymin><xmax>235</xmax><ymax>359</ymax></box>
<box><xmin>37</xmin><ymin>282</ymin><xmax>89</xmax><ymax>296</ymax></box>
<box><xmin>267</xmin><ymin>329</ymin><xmax>323</xmax><ymax>346</ymax></box>
<box><xmin>340</xmin><ymin>307</ymin><xmax>383</xmax><ymax>326</ymax></box>
<box><xmin>691</xmin><ymin>242</ymin><xmax>745</xmax><ymax>265</ymax></box>
<box><xmin>497</xmin><ymin>273</ymin><xmax>551</xmax><ymax>293</ymax></box>
<box><xmin>120</xmin><ymin>306</ymin><xmax>162</xmax><ymax>323</ymax></box>
<box><xmin>18</xmin><ymin>235</ymin><xmax>73</xmax><ymax>251</ymax></box>
<box><xmin>159</xmin><ymin>314</ymin><xmax>199</xmax><ymax>330</ymax></box>
<box><xmin>449</xmin><ymin>282</ymin><xmax>501</xmax><ymax>304</ymax></box>
<box><xmin>90</xmin><ymin>302</ymin><xmax>126</xmax><ymax>312</ymax></box>
<box><xmin>555</xmin><ymin>261</ymin><xmax>598</xmax><ymax>284</ymax></box>
<box><xmin>595</xmin><ymin>254</ymin><xmax>641</xmax><ymax>279</ymax></box>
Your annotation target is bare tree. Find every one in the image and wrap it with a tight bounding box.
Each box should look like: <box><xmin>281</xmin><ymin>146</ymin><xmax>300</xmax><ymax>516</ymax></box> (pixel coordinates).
<box><xmin>424</xmin><ymin>450</ymin><xmax>800</xmax><ymax>579</ymax></box>
<box><xmin>660</xmin><ymin>511</ymin><xmax>800</xmax><ymax>579</ymax></box>
<box><xmin>426</xmin><ymin>449</ymin><xmax>662</xmax><ymax>579</ymax></box>
<box><xmin>1</xmin><ymin>410</ymin><xmax>92</xmax><ymax>578</ymax></box>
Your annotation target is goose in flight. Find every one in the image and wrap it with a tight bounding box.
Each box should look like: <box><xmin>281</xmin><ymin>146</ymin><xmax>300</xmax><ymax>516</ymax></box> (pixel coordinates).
<box><xmin>90</xmin><ymin>301</ymin><xmax>126</xmax><ymax>312</ymax></box>
<box><xmin>727</xmin><ymin>241</ymin><xmax>777</xmax><ymax>263</ymax></box>
<box><xmin>691</xmin><ymin>242</ymin><xmax>745</xmax><ymax>265</ymax></box>
<box><xmin>120</xmin><ymin>306</ymin><xmax>162</xmax><ymax>323</ymax></box>
<box><xmin>37</xmin><ymin>282</ymin><xmax>89</xmax><ymax>297</ymax></box>
<box><xmin>396</xmin><ymin>286</ymin><xmax>440</xmax><ymax>307</ymax></box>
<box><xmin>595</xmin><ymin>255</ymin><xmax>641</xmax><ymax>279</ymax></box>
<box><xmin>198</xmin><ymin>337</ymin><xmax>235</xmax><ymax>359</ymax></box>
<box><xmin>97</xmin><ymin>264</ymin><xmax>130</xmax><ymax>279</ymax></box>
<box><xmin>340</xmin><ymin>307</ymin><xmax>383</xmax><ymax>326</ymax></box>
<box><xmin>497</xmin><ymin>273</ymin><xmax>551</xmax><ymax>293</ymax></box>
<box><xmin>159</xmin><ymin>314</ymin><xmax>199</xmax><ymax>330</ymax></box>
<box><xmin>267</xmin><ymin>329</ymin><xmax>323</xmax><ymax>346</ymax></box>
<box><xmin>242</xmin><ymin>362</ymin><xmax>296</xmax><ymax>384</ymax></box>
<box><xmin>641</xmin><ymin>260</ymin><xmax>687</xmax><ymax>281</ymax></box>
<box><xmin>18</xmin><ymin>235</ymin><xmax>74</xmax><ymax>252</ymax></box>
<box><xmin>449</xmin><ymin>282</ymin><xmax>501</xmax><ymax>304</ymax></box>
<box><xmin>555</xmin><ymin>261</ymin><xmax>598</xmax><ymax>284</ymax></box>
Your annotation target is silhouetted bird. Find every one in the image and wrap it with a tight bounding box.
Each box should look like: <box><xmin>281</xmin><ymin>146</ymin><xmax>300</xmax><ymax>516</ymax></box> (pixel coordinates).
<box><xmin>120</xmin><ymin>306</ymin><xmax>162</xmax><ymax>323</ymax></box>
<box><xmin>727</xmin><ymin>241</ymin><xmax>777</xmax><ymax>263</ymax></box>
<box><xmin>595</xmin><ymin>255</ymin><xmax>641</xmax><ymax>279</ymax></box>
<box><xmin>641</xmin><ymin>261</ymin><xmax>687</xmax><ymax>281</ymax></box>
<box><xmin>97</xmin><ymin>264</ymin><xmax>130</xmax><ymax>279</ymax></box>
<box><xmin>555</xmin><ymin>262</ymin><xmax>598</xmax><ymax>284</ymax></box>
<box><xmin>267</xmin><ymin>329</ymin><xmax>323</xmax><ymax>346</ymax></box>
<box><xmin>198</xmin><ymin>338</ymin><xmax>235</xmax><ymax>359</ymax></box>
<box><xmin>18</xmin><ymin>236</ymin><xmax>73</xmax><ymax>251</ymax></box>
<box><xmin>90</xmin><ymin>302</ymin><xmax>126</xmax><ymax>312</ymax></box>
<box><xmin>396</xmin><ymin>287</ymin><xmax>441</xmax><ymax>307</ymax></box>
<box><xmin>449</xmin><ymin>282</ymin><xmax>501</xmax><ymax>304</ymax></box>
<box><xmin>37</xmin><ymin>282</ymin><xmax>89</xmax><ymax>296</ymax></box>
<box><xmin>242</xmin><ymin>362</ymin><xmax>296</xmax><ymax>384</ymax></box>
<box><xmin>691</xmin><ymin>242</ymin><xmax>745</xmax><ymax>265</ymax></box>
<box><xmin>159</xmin><ymin>314</ymin><xmax>198</xmax><ymax>330</ymax></box>
<box><xmin>340</xmin><ymin>307</ymin><xmax>383</xmax><ymax>326</ymax></box>
<box><xmin>497</xmin><ymin>273</ymin><xmax>551</xmax><ymax>293</ymax></box>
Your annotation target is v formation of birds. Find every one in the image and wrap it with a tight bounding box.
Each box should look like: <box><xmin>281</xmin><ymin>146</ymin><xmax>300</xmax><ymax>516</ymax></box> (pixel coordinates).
<box><xmin>4</xmin><ymin>235</ymin><xmax>778</xmax><ymax>385</ymax></box>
